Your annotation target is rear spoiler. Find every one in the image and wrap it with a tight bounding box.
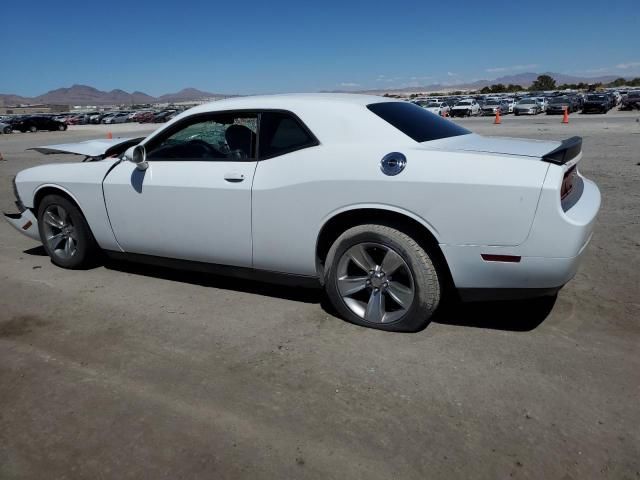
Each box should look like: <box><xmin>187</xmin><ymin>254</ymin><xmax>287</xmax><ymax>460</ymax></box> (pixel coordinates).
<box><xmin>542</xmin><ymin>136</ymin><xmax>582</xmax><ymax>165</ymax></box>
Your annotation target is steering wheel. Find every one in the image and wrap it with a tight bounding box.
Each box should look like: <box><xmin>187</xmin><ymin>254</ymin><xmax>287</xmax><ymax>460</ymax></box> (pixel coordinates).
<box><xmin>186</xmin><ymin>139</ymin><xmax>223</xmax><ymax>158</ymax></box>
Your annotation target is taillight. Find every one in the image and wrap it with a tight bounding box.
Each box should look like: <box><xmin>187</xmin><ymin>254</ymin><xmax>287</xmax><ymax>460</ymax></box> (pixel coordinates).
<box><xmin>561</xmin><ymin>165</ymin><xmax>577</xmax><ymax>200</ymax></box>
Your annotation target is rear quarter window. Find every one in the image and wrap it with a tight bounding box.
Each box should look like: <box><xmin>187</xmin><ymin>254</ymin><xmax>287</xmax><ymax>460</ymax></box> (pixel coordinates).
<box><xmin>367</xmin><ymin>102</ymin><xmax>470</xmax><ymax>143</ymax></box>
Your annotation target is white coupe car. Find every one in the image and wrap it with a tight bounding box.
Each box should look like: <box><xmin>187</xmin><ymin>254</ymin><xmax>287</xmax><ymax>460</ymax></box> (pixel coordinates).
<box><xmin>5</xmin><ymin>94</ymin><xmax>600</xmax><ymax>332</ymax></box>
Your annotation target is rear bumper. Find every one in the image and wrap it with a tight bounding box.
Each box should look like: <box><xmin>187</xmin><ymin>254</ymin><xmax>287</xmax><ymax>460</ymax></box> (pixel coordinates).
<box><xmin>4</xmin><ymin>210</ymin><xmax>40</xmax><ymax>241</ymax></box>
<box><xmin>442</xmin><ymin>174</ymin><xmax>600</xmax><ymax>300</ymax></box>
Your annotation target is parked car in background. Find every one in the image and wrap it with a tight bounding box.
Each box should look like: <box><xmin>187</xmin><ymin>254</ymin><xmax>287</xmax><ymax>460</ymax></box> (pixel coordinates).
<box><xmin>621</xmin><ymin>91</ymin><xmax>640</xmax><ymax>110</ymax></box>
<box><xmin>0</xmin><ymin>121</ymin><xmax>13</xmax><ymax>134</ymax></box>
<box><xmin>152</xmin><ymin>110</ymin><xmax>177</xmax><ymax>123</ymax></box>
<box><xmin>504</xmin><ymin>98</ymin><xmax>516</xmax><ymax>113</ymax></box>
<box><xmin>450</xmin><ymin>99</ymin><xmax>480</xmax><ymax>117</ymax></box>
<box><xmin>534</xmin><ymin>97</ymin><xmax>548</xmax><ymax>112</ymax></box>
<box><xmin>547</xmin><ymin>96</ymin><xmax>575</xmax><ymax>114</ymax></box>
<box><xmin>423</xmin><ymin>101</ymin><xmax>451</xmax><ymax>116</ymax></box>
<box><xmin>481</xmin><ymin>98</ymin><xmax>510</xmax><ymax>116</ymax></box>
<box><xmin>89</xmin><ymin>113</ymin><xmax>105</xmax><ymax>124</ymax></box>
<box><xmin>136</xmin><ymin>111</ymin><xmax>157</xmax><ymax>123</ymax></box>
<box><xmin>129</xmin><ymin>111</ymin><xmax>153</xmax><ymax>122</ymax></box>
<box><xmin>103</xmin><ymin>112</ymin><xmax>130</xmax><ymax>124</ymax></box>
<box><xmin>10</xmin><ymin>115</ymin><xmax>67</xmax><ymax>132</ymax></box>
<box><xmin>582</xmin><ymin>94</ymin><xmax>610</xmax><ymax>114</ymax></box>
<box><xmin>514</xmin><ymin>98</ymin><xmax>541</xmax><ymax>115</ymax></box>
<box><xmin>5</xmin><ymin>94</ymin><xmax>600</xmax><ymax>332</ymax></box>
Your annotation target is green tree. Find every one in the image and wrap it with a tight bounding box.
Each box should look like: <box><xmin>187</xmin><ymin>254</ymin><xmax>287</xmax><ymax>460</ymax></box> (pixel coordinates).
<box><xmin>609</xmin><ymin>78</ymin><xmax>627</xmax><ymax>87</ymax></box>
<box><xmin>530</xmin><ymin>74</ymin><xmax>556</xmax><ymax>91</ymax></box>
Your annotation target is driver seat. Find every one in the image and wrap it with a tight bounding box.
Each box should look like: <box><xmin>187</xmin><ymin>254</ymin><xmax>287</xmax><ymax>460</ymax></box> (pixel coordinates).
<box><xmin>225</xmin><ymin>124</ymin><xmax>256</xmax><ymax>159</ymax></box>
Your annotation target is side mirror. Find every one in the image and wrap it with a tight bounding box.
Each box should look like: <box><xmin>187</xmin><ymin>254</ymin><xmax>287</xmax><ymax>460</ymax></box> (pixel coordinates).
<box><xmin>127</xmin><ymin>145</ymin><xmax>148</xmax><ymax>171</ymax></box>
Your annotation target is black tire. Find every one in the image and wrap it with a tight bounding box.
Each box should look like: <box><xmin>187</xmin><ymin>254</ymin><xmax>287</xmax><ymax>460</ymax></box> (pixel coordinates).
<box><xmin>29</xmin><ymin>125</ymin><xmax>37</xmax><ymax>133</ymax></box>
<box><xmin>2</xmin><ymin>126</ymin><xmax>11</xmax><ymax>134</ymax></box>
<box><xmin>37</xmin><ymin>194</ymin><xmax>99</xmax><ymax>269</ymax></box>
<box><xmin>58</xmin><ymin>123</ymin><xmax>66</xmax><ymax>131</ymax></box>
<box><xmin>324</xmin><ymin>224</ymin><xmax>441</xmax><ymax>332</ymax></box>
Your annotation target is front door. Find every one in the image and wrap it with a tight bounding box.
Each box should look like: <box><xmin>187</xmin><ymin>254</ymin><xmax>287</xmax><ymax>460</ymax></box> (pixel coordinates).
<box><xmin>102</xmin><ymin>112</ymin><xmax>258</xmax><ymax>268</ymax></box>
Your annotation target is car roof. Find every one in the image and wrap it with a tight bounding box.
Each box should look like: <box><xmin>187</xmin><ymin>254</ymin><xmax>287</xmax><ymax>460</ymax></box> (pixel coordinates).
<box><xmin>189</xmin><ymin>93</ymin><xmax>394</xmax><ymax>114</ymax></box>
<box><xmin>143</xmin><ymin>93</ymin><xmax>411</xmax><ymax>146</ymax></box>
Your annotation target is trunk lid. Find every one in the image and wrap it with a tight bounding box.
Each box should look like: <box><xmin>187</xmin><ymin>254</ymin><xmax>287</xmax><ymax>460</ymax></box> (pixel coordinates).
<box><xmin>420</xmin><ymin>133</ymin><xmax>562</xmax><ymax>159</ymax></box>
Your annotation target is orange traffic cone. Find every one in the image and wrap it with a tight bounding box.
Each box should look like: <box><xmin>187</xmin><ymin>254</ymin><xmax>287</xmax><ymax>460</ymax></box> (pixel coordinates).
<box><xmin>494</xmin><ymin>109</ymin><xmax>501</xmax><ymax>124</ymax></box>
<box><xmin>107</xmin><ymin>132</ymin><xmax>113</xmax><ymax>139</ymax></box>
<box><xmin>0</xmin><ymin>152</ymin><xmax>4</xmax><ymax>161</ymax></box>
<box><xmin>562</xmin><ymin>107</ymin><xmax>569</xmax><ymax>124</ymax></box>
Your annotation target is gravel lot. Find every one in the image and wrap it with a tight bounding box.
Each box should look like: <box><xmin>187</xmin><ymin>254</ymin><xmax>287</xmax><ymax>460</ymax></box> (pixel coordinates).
<box><xmin>1</xmin><ymin>112</ymin><xmax>639</xmax><ymax>479</ymax></box>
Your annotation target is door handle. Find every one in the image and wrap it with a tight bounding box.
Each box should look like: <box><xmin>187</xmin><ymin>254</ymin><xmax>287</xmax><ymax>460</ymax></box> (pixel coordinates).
<box><xmin>224</xmin><ymin>172</ymin><xmax>245</xmax><ymax>183</ymax></box>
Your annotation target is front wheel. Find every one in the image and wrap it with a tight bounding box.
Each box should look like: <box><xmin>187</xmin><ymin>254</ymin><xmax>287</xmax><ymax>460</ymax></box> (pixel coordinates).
<box><xmin>324</xmin><ymin>224</ymin><xmax>441</xmax><ymax>332</ymax></box>
<box><xmin>37</xmin><ymin>194</ymin><xmax>99</xmax><ymax>269</ymax></box>
<box><xmin>2</xmin><ymin>126</ymin><xmax>11</xmax><ymax>134</ymax></box>
<box><xmin>29</xmin><ymin>125</ymin><xmax>37</xmax><ymax>133</ymax></box>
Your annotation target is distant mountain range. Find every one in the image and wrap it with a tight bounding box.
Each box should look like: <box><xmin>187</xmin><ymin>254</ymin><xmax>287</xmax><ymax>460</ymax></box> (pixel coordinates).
<box><xmin>0</xmin><ymin>72</ymin><xmax>630</xmax><ymax>106</ymax></box>
<box><xmin>0</xmin><ymin>84</ymin><xmax>227</xmax><ymax>106</ymax></box>
<box><xmin>331</xmin><ymin>72</ymin><xmax>625</xmax><ymax>94</ymax></box>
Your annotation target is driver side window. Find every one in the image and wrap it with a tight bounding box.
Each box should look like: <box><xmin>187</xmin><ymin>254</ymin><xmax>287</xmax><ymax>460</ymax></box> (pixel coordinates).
<box><xmin>146</xmin><ymin>113</ymin><xmax>257</xmax><ymax>161</ymax></box>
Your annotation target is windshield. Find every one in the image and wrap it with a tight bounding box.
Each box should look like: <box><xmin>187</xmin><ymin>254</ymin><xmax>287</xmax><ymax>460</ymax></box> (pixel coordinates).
<box><xmin>587</xmin><ymin>95</ymin><xmax>606</xmax><ymax>101</ymax></box>
<box><xmin>367</xmin><ymin>102</ymin><xmax>471</xmax><ymax>143</ymax></box>
<box><xmin>485</xmin><ymin>100</ymin><xmax>500</xmax><ymax>105</ymax></box>
<box><xmin>426</xmin><ymin>102</ymin><xmax>441</xmax><ymax>107</ymax></box>
<box><xmin>550</xmin><ymin>97</ymin><xmax>569</xmax><ymax>104</ymax></box>
<box><xmin>518</xmin><ymin>99</ymin><xmax>534</xmax><ymax>104</ymax></box>
<box><xmin>456</xmin><ymin>100</ymin><xmax>472</xmax><ymax>106</ymax></box>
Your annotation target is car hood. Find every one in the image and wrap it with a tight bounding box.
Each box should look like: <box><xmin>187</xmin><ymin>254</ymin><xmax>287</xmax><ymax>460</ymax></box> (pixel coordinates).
<box><xmin>420</xmin><ymin>133</ymin><xmax>561</xmax><ymax>158</ymax></box>
<box><xmin>28</xmin><ymin>137</ymin><xmax>144</xmax><ymax>159</ymax></box>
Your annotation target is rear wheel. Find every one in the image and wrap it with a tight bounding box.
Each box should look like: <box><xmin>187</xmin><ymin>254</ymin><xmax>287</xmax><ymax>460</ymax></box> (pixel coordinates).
<box><xmin>58</xmin><ymin>123</ymin><xmax>66</xmax><ymax>131</ymax></box>
<box><xmin>29</xmin><ymin>125</ymin><xmax>37</xmax><ymax>133</ymax></box>
<box><xmin>2</xmin><ymin>126</ymin><xmax>11</xmax><ymax>134</ymax></box>
<box><xmin>37</xmin><ymin>194</ymin><xmax>99</xmax><ymax>269</ymax></box>
<box><xmin>325</xmin><ymin>224</ymin><xmax>441</xmax><ymax>332</ymax></box>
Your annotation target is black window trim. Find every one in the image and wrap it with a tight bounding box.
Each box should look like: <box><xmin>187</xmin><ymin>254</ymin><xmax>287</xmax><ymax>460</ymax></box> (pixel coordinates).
<box><xmin>142</xmin><ymin>108</ymin><xmax>320</xmax><ymax>163</ymax></box>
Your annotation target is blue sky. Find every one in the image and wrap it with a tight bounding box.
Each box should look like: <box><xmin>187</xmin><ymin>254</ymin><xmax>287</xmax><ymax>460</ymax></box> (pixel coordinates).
<box><xmin>2</xmin><ymin>0</ymin><xmax>639</xmax><ymax>96</ymax></box>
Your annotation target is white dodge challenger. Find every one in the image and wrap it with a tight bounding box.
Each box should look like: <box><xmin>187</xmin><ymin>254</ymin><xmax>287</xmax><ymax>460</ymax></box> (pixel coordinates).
<box><xmin>5</xmin><ymin>94</ymin><xmax>600</xmax><ymax>331</ymax></box>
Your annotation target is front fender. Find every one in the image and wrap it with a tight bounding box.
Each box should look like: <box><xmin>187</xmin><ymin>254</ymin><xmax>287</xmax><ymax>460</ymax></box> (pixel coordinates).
<box><xmin>14</xmin><ymin>160</ymin><xmax>123</xmax><ymax>251</ymax></box>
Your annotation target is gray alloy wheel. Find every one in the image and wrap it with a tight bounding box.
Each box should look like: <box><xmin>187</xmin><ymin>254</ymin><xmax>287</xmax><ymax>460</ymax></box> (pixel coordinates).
<box><xmin>336</xmin><ymin>242</ymin><xmax>414</xmax><ymax>324</ymax></box>
<box><xmin>58</xmin><ymin>124</ymin><xmax>65</xmax><ymax>131</ymax></box>
<box><xmin>42</xmin><ymin>204</ymin><xmax>78</xmax><ymax>261</ymax></box>
<box><xmin>29</xmin><ymin>125</ymin><xmax>37</xmax><ymax>132</ymax></box>
<box><xmin>2</xmin><ymin>126</ymin><xmax>11</xmax><ymax>134</ymax></box>
<box><xmin>325</xmin><ymin>224</ymin><xmax>441</xmax><ymax>332</ymax></box>
<box><xmin>37</xmin><ymin>194</ymin><xmax>99</xmax><ymax>269</ymax></box>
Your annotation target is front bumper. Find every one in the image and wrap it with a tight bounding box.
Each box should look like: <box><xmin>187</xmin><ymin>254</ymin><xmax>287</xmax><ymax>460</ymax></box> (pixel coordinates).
<box><xmin>4</xmin><ymin>210</ymin><xmax>40</xmax><ymax>241</ymax></box>
<box><xmin>582</xmin><ymin>104</ymin><xmax>607</xmax><ymax>112</ymax></box>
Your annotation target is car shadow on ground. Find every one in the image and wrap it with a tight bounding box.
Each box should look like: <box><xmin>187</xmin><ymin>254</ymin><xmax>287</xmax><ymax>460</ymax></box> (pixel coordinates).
<box><xmin>23</xmin><ymin>246</ymin><xmax>48</xmax><ymax>256</ymax></box>
<box><xmin>431</xmin><ymin>295</ymin><xmax>556</xmax><ymax>332</ymax></box>
<box><xmin>23</xmin><ymin>247</ymin><xmax>555</xmax><ymax>332</ymax></box>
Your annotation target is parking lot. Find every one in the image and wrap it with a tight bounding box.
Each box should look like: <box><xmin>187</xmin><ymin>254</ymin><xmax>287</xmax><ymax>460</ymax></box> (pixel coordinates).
<box><xmin>1</xmin><ymin>111</ymin><xmax>639</xmax><ymax>479</ymax></box>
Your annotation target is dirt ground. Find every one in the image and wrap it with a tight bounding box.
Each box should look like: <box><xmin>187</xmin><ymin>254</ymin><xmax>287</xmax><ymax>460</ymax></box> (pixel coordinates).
<box><xmin>0</xmin><ymin>111</ymin><xmax>639</xmax><ymax>479</ymax></box>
